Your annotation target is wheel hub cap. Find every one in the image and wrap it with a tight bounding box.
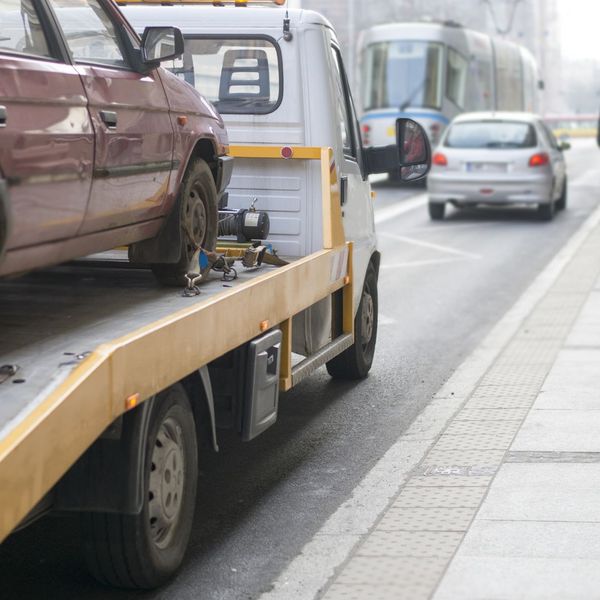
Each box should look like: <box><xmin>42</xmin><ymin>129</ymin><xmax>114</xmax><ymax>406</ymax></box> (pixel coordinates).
<box><xmin>148</xmin><ymin>417</ymin><xmax>185</xmax><ymax>549</ymax></box>
<box><xmin>360</xmin><ymin>290</ymin><xmax>374</xmax><ymax>347</ymax></box>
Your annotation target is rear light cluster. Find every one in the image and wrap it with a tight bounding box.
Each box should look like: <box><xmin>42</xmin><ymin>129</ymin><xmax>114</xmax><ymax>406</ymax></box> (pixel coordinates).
<box><xmin>432</xmin><ymin>152</ymin><xmax>448</xmax><ymax>166</ymax></box>
<box><xmin>529</xmin><ymin>152</ymin><xmax>549</xmax><ymax>167</ymax></box>
<box><xmin>361</xmin><ymin>124</ymin><xmax>371</xmax><ymax>147</ymax></box>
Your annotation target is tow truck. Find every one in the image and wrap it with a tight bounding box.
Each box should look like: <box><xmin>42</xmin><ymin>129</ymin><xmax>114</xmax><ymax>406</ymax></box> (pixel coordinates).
<box><xmin>0</xmin><ymin>0</ymin><xmax>430</xmax><ymax>589</ymax></box>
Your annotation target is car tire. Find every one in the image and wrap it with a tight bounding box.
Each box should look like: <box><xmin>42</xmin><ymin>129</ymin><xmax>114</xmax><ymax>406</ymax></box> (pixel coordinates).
<box><xmin>82</xmin><ymin>385</ymin><xmax>198</xmax><ymax>589</ymax></box>
<box><xmin>429</xmin><ymin>202</ymin><xmax>445</xmax><ymax>220</ymax></box>
<box><xmin>537</xmin><ymin>199</ymin><xmax>555</xmax><ymax>221</ymax></box>
<box><xmin>556</xmin><ymin>178</ymin><xmax>567</xmax><ymax>211</ymax></box>
<box><xmin>326</xmin><ymin>263</ymin><xmax>378</xmax><ymax>380</ymax></box>
<box><xmin>151</xmin><ymin>160</ymin><xmax>218</xmax><ymax>286</ymax></box>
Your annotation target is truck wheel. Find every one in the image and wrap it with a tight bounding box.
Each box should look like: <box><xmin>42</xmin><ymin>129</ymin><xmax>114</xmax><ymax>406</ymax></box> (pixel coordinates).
<box><xmin>83</xmin><ymin>385</ymin><xmax>198</xmax><ymax>589</ymax></box>
<box><xmin>326</xmin><ymin>263</ymin><xmax>378</xmax><ymax>380</ymax></box>
<box><xmin>151</xmin><ymin>160</ymin><xmax>218</xmax><ymax>286</ymax></box>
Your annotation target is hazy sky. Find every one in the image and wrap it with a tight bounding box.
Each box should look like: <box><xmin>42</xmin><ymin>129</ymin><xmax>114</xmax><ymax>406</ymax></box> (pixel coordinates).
<box><xmin>558</xmin><ymin>0</ymin><xmax>600</xmax><ymax>60</ymax></box>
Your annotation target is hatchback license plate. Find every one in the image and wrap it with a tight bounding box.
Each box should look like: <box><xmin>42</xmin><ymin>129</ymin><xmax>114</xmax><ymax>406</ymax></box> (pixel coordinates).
<box><xmin>466</xmin><ymin>162</ymin><xmax>507</xmax><ymax>173</ymax></box>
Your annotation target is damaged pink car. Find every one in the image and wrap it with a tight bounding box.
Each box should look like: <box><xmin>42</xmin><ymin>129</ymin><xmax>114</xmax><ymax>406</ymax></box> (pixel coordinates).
<box><xmin>0</xmin><ymin>0</ymin><xmax>231</xmax><ymax>284</ymax></box>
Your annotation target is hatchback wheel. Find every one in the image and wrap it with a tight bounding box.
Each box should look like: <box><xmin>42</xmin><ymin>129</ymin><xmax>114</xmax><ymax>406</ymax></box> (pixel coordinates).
<box><xmin>556</xmin><ymin>178</ymin><xmax>567</xmax><ymax>211</ymax></box>
<box><xmin>429</xmin><ymin>202</ymin><xmax>445</xmax><ymax>221</ymax></box>
<box><xmin>537</xmin><ymin>199</ymin><xmax>555</xmax><ymax>221</ymax></box>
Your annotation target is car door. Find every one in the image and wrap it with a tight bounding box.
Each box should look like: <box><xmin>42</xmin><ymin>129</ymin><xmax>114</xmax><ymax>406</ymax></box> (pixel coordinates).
<box><xmin>48</xmin><ymin>0</ymin><xmax>174</xmax><ymax>235</ymax></box>
<box><xmin>0</xmin><ymin>0</ymin><xmax>93</xmax><ymax>252</ymax></box>
<box><xmin>328</xmin><ymin>41</ymin><xmax>375</xmax><ymax>297</ymax></box>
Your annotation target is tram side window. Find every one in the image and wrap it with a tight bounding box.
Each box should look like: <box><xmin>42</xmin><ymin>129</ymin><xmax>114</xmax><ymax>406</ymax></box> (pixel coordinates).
<box><xmin>466</xmin><ymin>54</ymin><xmax>494</xmax><ymax>111</ymax></box>
<box><xmin>495</xmin><ymin>43</ymin><xmax>523</xmax><ymax>111</ymax></box>
<box><xmin>446</xmin><ymin>48</ymin><xmax>468</xmax><ymax>109</ymax></box>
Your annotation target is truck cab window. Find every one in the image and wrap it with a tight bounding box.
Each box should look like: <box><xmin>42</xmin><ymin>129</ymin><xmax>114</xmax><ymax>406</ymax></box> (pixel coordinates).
<box><xmin>330</xmin><ymin>45</ymin><xmax>356</xmax><ymax>159</ymax></box>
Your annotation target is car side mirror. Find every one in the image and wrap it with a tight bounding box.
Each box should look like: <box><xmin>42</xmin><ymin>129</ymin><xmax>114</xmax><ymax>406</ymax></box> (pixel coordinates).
<box><xmin>141</xmin><ymin>26</ymin><xmax>184</xmax><ymax>65</ymax></box>
<box><xmin>397</xmin><ymin>118</ymin><xmax>431</xmax><ymax>181</ymax></box>
<box><xmin>559</xmin><ymin>141</ymin><xmax>571</xmax><ymax>152</ymax></box>
<box><xmin>363</xmin><ymin>118</ymin><xmax>431</xmax><ymax>182</ymax></box>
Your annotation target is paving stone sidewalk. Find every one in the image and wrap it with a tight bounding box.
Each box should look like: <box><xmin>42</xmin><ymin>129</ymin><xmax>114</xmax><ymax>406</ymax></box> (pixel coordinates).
<box><xmin>320</xmin><ymin>217</ymin><xmax>600</xmax><ymax>600</ymax></box>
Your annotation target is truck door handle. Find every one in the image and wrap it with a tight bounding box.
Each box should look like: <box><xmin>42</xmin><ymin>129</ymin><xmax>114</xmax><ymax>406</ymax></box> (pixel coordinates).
<box><xmin>0</xmin><ymin>106</ymin><xmax>6</xmax><ymax>127</ymax></box>
<box><xmin>100</xmin><ymin>110</ymin><xmax>117</xmax><ymax>129</ymax></box>
<box><xmin>340</xmin><ymin>176</ymin><xmax>348</xmax><ymax>206</ymax></box>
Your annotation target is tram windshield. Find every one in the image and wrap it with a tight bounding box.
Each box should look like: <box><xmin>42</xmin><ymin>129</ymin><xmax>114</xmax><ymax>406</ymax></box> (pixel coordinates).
<box><xmin>362</xmin><ymin>40</ymin><xmax>443</xmax><ymax>111</ymax></box>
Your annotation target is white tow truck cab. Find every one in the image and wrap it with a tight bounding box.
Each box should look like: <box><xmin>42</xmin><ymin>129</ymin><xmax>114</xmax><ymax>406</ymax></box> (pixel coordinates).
<box><xmin>0</xmin><ymin>0</ymin><xmax>430</xmax><ymax>589</ymax></box>
<box><xmin>122</xmin><ymin>2</ymin><xmax>430</xmax><ymax>359</ymax></box>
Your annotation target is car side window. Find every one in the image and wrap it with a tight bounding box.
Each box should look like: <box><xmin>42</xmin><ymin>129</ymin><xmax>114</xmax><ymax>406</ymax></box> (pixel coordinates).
<box><xmin>48</xmin><ymin>0</ymin><xmax>128</xmax><ymax>68</ymax></box>
<box><xmin>540</xmin><ymin>122</ymin><xmax>559</xmax><ymax>150</ymax></box>
<box><xmin>330</xmin><ymin>45</ymin><xmax>357</xmax><ymax>160</ymax></box>
<box><xmin>0</xmin><ymin>0</ymin><xmax>52</xmax><ymax>59</ymax></box>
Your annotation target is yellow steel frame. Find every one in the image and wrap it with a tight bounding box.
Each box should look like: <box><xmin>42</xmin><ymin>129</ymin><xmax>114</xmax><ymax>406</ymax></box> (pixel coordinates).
<box><xmin>0</xmin><ymin>145</ymin><xmax>353</xmax><ymax>542</ymax></box>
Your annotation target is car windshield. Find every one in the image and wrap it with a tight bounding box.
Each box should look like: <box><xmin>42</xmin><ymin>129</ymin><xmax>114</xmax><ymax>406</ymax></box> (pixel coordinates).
<box><xmin>445</xmin><ymin>121</ymin><xmax>537</xmax><ymax>149</ymax></box>
<box><xmin>163</xmin><ymin>37</ymin><xmax>281</xmax><ymax>115</ymax></box>
<box><xmin>361</xmin><ymin>40</ymin><xmax>443</xmax><ymax>111</ymax></box>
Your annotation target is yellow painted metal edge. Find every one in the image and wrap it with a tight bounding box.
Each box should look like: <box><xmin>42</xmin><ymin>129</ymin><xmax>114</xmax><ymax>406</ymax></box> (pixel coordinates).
<box><xmin>0</xmin><ymin>246</ymin><xmax>349</xmax><ymax>541</ymax></box>
<box><xmin>229</xmin><ymin>145</ymin><xmax>323</xmax><ymax>160</ymax></box>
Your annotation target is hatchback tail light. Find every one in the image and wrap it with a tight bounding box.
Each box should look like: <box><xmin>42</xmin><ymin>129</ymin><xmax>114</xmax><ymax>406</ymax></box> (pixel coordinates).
<box><xmin>529</xmin><ymin>152</ymin><xmax>550</xmax><ymax>167</ymax></box>
<box><xmin>361</xmin><ymin>124</ymin><xmax>371</xmax><ymax>146</ymax></box>
<box><xmin>433</xmin><ymin>152</ymin><xmax>448</xmax><ymax>166</ymax></box>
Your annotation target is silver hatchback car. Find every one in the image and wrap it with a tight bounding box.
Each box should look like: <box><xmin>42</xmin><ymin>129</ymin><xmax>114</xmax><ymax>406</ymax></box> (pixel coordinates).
<box><xmin>427</xmin><ymin>112</ymin><xmax>569</xmax><ymax>221</ymax></box>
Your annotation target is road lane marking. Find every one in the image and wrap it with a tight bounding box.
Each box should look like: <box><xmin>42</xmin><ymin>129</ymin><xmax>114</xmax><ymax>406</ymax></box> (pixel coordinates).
<box><xmin>377</xmin><ymin>314</ymin><xmax>397</xmax><ymax>325</ymax></box>
<box><xmin>374</xmin><ymin>193</ymin><xmax>428</xmax><ymax>225</ymax></box>
<box><xmin>380</xmin><ymin>257</ymin><xmax>470</xmax><ymax>270</ymax></box>
<box><xmin>260</xmin><ymin>188</ymin><xmax>600</xmax><ymax>600</ymax></box>
<box><xmin>379</xmin><ymin>231</ymin><xmax>482</xmax><ymax>259</ymax></box>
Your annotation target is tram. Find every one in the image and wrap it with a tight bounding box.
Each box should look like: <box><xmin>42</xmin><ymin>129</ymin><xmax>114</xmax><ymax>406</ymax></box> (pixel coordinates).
<box><xmin>358</xmin><ymin>22</ymin><xmax>540</xmax><ymax>150</ymax></box>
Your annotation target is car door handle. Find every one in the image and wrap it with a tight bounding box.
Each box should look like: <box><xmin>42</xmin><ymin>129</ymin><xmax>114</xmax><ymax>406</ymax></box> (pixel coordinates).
<box><xmin>100</xmin><ymin>110</ymin><xmax>117</xmax><ymax>129</ymax></box>
<box><xmin>0</xmin><ymin>106</ymin><xmax>6</xmax><ymax>127</ymax></box>
<box><xmin>340</xmin><ymin>175</ymin><xmax>348</xmax><ymax>206</ymax></box>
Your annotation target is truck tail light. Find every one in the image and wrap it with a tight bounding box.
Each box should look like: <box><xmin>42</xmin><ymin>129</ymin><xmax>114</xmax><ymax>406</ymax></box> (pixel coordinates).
<box><xmin>433</xmin><ymin>152</ymin><xmax>448</xmax><ymax>166</ymax></box>
<box><xmin>529</xmin><ymin>152</ymin><xmax>549</xmax><ymax>167</ymax></box>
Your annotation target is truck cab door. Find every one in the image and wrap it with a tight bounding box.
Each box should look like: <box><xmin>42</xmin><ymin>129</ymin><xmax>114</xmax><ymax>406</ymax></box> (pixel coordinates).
<box><xmin>0</xmin><ymin>0</ymin><xmax>93</xmax><ymax>255</ymax></box>
<box><xmin>328</xmin><ymin>43</ymin><xmax>375</xmax><ymax>300</ymax></box>
<box><xmin>48</xmin><ymin>0</ymin><xmax>174</xmax><ymax>235</ymax></box>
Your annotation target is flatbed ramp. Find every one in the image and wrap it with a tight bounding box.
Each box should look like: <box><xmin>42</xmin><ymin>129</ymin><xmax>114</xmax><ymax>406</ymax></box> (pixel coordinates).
<box><xmin>0</xmin><ymin>145</ymin><xmax>352</xmax><ymax>542</ymax></box>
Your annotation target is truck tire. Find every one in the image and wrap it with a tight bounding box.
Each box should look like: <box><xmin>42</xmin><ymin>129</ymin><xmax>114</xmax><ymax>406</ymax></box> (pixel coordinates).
<box><xmin>326</xmin><ymin>263</ymin><xmax>378</xmax><ymax>380</ymax></box>
<box><xmin>151</xmin><ymin>159</ymin><xmax>218</xmax><ymax>286</ymax></box>
<box><xmin>83</xmin><ymin>385</ymin><xmax>198</xmax><ymax>589</ymax></box>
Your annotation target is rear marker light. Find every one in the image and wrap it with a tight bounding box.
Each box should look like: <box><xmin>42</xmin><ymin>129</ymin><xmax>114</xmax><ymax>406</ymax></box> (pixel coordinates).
<box><xmin>529</xmin><ymin>152</ymin><xmax>549</xmax><ymax>167</ymax></box>
<box><xmin>281</xmin><ymin>146</ymin><xmax>293</xmax><ymax>159</ymax></box>
<box><xmin>432</xmin><ymin>152</ymin><xmax>448</xmax><ymax>166</ymax></box>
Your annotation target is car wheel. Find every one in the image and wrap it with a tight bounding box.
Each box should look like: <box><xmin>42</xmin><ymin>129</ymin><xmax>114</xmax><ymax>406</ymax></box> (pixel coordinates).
<box><xmin>326</xmin><ymin>263</ymin><xmax>378</xmax><ymax>380</ymax></box>
<box><xmin>537</xmin><ymin>199</ymin><xmax>555</xmax><ymax>221</ymax></box>
<box><xmin>429</xmin><ymin>202</ymin><xmax>445</xmax><ymax>220</ymax></box>
<box><xmin>151</xmin><ymin>160</ymin><xmax>218</xmax><ymax>286</ymax></box>
<box><xmin>83</xmin><ymin>385</ymin><xmax>198</xmax><ymax>589</ymax></box>
<box><xmin>556</xmin><ymin>178</ymin><xmax>567</xmax><ymax>211</ymax></box>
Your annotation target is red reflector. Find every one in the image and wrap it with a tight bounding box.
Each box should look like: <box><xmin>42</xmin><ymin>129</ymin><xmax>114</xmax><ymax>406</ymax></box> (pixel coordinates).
<box><xmin>480</xmin><ymin>188</ymin><xmax>494</xmax><ymax>195</ymax></box>
<box><xmin>529</xmin><ymin>152</ymin><xmax>549</xmax><ymax>167</ymax></box>
<box><xmin>281</xmin><ymin>146</ymin><xmax>293</xmax><ymax>159</ymax></box>
<box><xmin>362</xmin><ymin>124</ymin><xmax>371</xmax><ymax>133</ymax></box>
<box><xmin>433</xmin><ymin>152</ymin><xmax>448</xmax><ymax>166</ymax></box>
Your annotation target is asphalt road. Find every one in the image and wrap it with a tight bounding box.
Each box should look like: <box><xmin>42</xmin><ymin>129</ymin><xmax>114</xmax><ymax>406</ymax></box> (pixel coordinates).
<box><xmin>2</xmin><ymin>139</ymin><xmax>599</xmax><ymax>600</ymax></box>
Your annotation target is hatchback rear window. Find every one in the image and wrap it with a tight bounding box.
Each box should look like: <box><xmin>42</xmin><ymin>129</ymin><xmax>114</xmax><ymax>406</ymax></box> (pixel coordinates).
<box><xmin>445</xmin><ymin>121</ymin><xmax>537</xmax><ymax>149</ymax></box>
<box><xmin>164</xmin><ymin>37</ymin><xmax>282</xmax><ymax>115</ymax></box>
